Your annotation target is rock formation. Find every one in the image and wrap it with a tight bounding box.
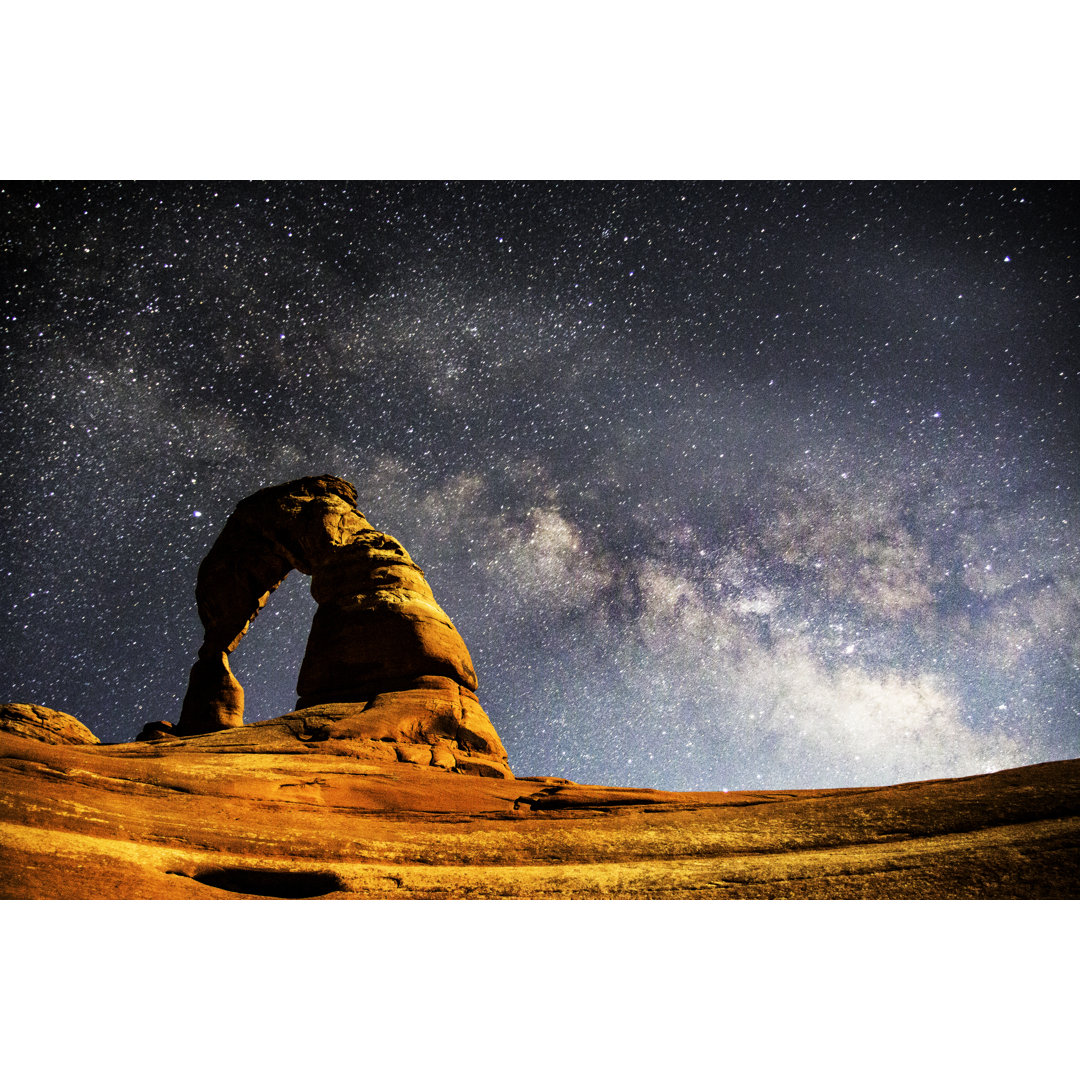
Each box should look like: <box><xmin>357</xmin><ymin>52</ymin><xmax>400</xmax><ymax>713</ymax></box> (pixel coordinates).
<box><xmin>153</xmin><ymin>475</ymin><xmax>510</xmax><ymax>778</ymax></box>
<box><xmin>2</xmin><ymin>715</ymin><xmax>1078</xmax><ymax>898</ymax></box>
<box><xmin>0</xmin><ymin>703</ymin><xmax>99</xmax><ymax>746</ymax></box>
<box><xmin>6</xmin><ymin>477</ymin><xmax>1077</xmax><ymax>899</ymax></box>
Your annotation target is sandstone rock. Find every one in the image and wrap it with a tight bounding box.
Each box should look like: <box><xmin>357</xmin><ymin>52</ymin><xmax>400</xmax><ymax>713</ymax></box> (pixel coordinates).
<box><xmin>429</xmin><ymin>743</ymin><xmax>457</xmax><ymax>770</ymax></box>
<box><xmin>177</xmin><ymin>653</ymin><xmax>244</xmax><ymax>735</ymax></box>
<box><xmin>1</xmin><ymin>724</ymin><xmax>1077</xmax><ymax>899</ymax></box>
<box><xmin>0</xmin><ymin>703</ymin><xmax>99</xmax><ymax>745</ymax></box>
<box><xmin>170</xmin><ymin>475</ymin><xmax>509</xmax><ymax>778</ymax></box>
<box><xmin>135</xmin><ymin>720</ymin><xmax>178</xmax><ymax>741</ymax></box>
<box><xmin>133</xmin><ymin>678</ymin><xmax>513</xmax><ymax>779</ymax></box>
<box><xmin>396</xmin><ymin>744</ymin><xmax>433</xmax><ymax>766</ymax></box>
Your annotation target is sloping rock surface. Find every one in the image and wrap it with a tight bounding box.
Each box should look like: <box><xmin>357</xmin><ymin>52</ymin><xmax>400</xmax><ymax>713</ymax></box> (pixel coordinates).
<box><xmin>1</xmin><ymin>715</ymin><xmax>1077</xmax><ymax>899</ymax></box>
<box><xmin>139</xmin><ymin>679</ymin><xmax>511</xmax><ymax>779</ymax></box>
<box><xmin>0</xmin><ymin>703</ymin><xmax>100</xmax><ymax>746</ymax></box>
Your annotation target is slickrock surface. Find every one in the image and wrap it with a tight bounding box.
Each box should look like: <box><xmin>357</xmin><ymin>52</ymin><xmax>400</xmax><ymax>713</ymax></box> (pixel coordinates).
<box><xmin>2</xmin><ymin>718</ymin><xmax>1077</xmax><ymax>899</ymax></box>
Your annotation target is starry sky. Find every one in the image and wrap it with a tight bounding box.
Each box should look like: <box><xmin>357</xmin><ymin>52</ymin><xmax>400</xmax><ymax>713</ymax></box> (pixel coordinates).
<box><xmin>2</xmin><ymin>180</ymin><xmax>1077</xmax><ymax>790</ymax></box>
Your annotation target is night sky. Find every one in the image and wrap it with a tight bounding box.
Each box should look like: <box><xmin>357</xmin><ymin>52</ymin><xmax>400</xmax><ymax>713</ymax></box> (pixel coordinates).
<box><xmin>2</xmin><ymin>180</ymin><xmax>1077</xmax><ymax>790</ymax></box>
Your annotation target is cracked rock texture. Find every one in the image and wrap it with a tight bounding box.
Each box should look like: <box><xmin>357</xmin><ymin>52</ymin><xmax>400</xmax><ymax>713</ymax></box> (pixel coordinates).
<box><xmin>1</xmin><ymin>711</ymin><xmax>1077</xmax><ymax>899</ymax></box>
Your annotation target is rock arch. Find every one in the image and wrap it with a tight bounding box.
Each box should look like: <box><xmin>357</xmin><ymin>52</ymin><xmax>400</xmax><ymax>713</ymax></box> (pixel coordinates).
<box><xmin>159</xmin><ymin>475</ymin><xmax>509</xmax><ymax>776</ymax></box>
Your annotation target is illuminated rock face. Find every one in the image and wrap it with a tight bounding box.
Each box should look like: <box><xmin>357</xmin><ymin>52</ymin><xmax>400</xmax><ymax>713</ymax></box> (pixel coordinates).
<box><xmin>296</xmin><ymin>510</ymin><xmax>478</xmax><ymax>706</ymax></box>
<box><xmin>0</xmin><ymin>703</ymin><xmax>99</xmax><ymax>746</ymax></box>
<box><xmin>2</xmin><ymin>729</ymin><xmax>1078</xmax><ymax>899</ymax></box>
<box><xmin>167</xmin><ymin>475</ymin><xmax>509</xmax><ymax>777</ymax></box>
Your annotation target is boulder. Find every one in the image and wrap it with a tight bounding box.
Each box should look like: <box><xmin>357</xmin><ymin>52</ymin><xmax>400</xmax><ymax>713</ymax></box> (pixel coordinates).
<box><xmin>0</xmin><ymin>703</ymin><xmax>99</xmax><ymax>745</ymax></box>
<box><xmin>135</xmin><ymin>720</ymin><xmax>178</xmax><ymax>741</ymax></box>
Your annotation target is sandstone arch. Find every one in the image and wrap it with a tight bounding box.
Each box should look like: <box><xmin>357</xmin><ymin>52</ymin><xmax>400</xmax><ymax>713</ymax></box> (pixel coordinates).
<box><xmin>162</xmin><ymin>475</ymin><xmax>509</xmax><ymax>776</ymax></box>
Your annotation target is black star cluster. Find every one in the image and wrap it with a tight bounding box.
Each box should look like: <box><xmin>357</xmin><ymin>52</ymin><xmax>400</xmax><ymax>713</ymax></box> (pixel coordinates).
<box><xmin>2</xmin><ymin>181</ymin><xmax>1077</xmax><ymax>789</ymax></box>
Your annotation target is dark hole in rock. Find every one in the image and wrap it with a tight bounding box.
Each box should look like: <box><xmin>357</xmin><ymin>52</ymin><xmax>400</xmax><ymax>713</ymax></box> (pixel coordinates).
<box><xmin>192</xmin><ymin>868</ymin><xmax>343</xmax><ymax>898</ymax></box>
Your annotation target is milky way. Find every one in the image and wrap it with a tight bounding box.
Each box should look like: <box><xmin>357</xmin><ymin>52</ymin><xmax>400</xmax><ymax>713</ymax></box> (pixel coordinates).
<box><xmin>2</xmin><ymin>181</ymin><xmax>1077</xmax><ymax>789</ymax></box>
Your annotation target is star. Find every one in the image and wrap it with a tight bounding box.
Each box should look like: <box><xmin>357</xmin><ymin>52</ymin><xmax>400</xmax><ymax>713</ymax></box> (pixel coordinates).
<box><xmin>2</xmin><ymin>180</ymin><xmax>1077</xmax><ymax>789</ymax></box>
